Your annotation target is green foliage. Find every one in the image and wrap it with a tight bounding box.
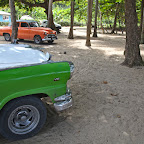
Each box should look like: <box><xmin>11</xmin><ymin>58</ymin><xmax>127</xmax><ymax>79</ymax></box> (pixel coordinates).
<box><xmin>53</xmin><ymin>1</ymin><xmax>88</xmax><ymax>24</ymax></box>
<box><xmin>0</xmin><ymin>0</ymin><xmax>9</xmax><ymax>7</ymax></box>
<box><xmin>0</xmin><ymin>6</ymin><xmax>46</xmax><ymax>21</ymax></box>
<box><xmin>0</xmin><ymin>22</ymin><xmax>9</xmax><ymax>26</ymax></box>
<box><xmin>58</xmin><ymin>21</ymin><xmax>84</xmax><ymax>26</ymax></box>
<box><xmin>53</xmin><ymin>5</ymin><xmax>71</xmax><ymax>22</ymax></box>
<box><xmin>0</xmin><ymin>0</ymin><xmax>143</xmax><ymax>28</ymax></box>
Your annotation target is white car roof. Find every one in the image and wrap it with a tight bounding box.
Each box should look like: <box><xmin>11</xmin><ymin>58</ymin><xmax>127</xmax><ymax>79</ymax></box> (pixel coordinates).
<box><xmin>0</xmin><ymin>44</ymin><xmax>49</xmax><ymax>70</ymax></box>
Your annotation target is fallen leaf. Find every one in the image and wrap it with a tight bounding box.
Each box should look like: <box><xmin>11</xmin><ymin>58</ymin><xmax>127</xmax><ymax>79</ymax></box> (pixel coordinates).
<box><xmin>117</xmin><ymin>115</ymin><xmax>121</xmax><ymax>118</ymax></box>
<box><xmin>103</xmin><ymin>81</ymin><xmax>108</xmax><ymax>84</ymax></box>
<box><xmin>78</xmin><ymin>131</ymin><xmax>81</xmax><ymax>133</ymax></box>
<box><xmin>111</xmin><ymin>93</ymin><xmax>118</xmax><ymax>96</ymax></box>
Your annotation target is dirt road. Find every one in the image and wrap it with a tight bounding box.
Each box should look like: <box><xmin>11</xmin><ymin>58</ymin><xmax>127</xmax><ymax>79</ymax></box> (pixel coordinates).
<box><xmin>0</xmin><ymin>27</ymin><xmax>144</xmax><ymax>144</ymax></box>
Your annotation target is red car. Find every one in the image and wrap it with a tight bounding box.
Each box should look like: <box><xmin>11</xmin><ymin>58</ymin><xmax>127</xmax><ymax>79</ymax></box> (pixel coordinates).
<box><xmin>0</xmin><ymin>20</ymin><xmax>57</xmax><ymax>44</ymax></box>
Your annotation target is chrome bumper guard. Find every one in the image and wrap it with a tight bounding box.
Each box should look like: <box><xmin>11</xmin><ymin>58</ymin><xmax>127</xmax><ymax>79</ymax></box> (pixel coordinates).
<box><xmin>42</xmin><ymin>34</ymin><xmax>57</xmax><ymax>41</ymax></box>
<box><xmin>54</xmin><ymin>90</ymin><xmax>73</xmax><ymax>111</ymax></box>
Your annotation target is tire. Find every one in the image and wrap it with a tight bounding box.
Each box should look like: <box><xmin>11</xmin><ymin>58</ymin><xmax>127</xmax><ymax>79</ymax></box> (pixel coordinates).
<box><xmin>0</xmin><ymin>96</ymin><xmax>47</xmax><ymax>140</ymax></box>
<box><xmin>34</xmin><ymin>35</ymin><xmax>42</xmax><ymax>44</ymax></box>
<box><xmin>4</xmin><ymin>33</ymin><xmax>11</xmax><ymax>41</ymax></box>
<box><xmin>48</xmin><ymin>40</ymin><xmax>54</xmax><ymax>44</ymax></box>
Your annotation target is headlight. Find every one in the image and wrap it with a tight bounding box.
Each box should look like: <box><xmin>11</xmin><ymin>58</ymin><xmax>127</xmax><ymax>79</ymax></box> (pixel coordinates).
<box><xmin>68</xmin><ymin>61</ymin><xmax>74</xmax><ymax>77</ymax></box>
<box><xmin>44</xmin><ymin>32</ymin><xmax>47</xmax><ymax>35</ymax></box>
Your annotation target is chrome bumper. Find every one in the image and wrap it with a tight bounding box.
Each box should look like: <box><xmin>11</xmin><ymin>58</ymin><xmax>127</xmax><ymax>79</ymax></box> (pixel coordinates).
<box><xmin>42</xmin><ymin>34</ymin><xmax>57</xmax><ymax>41</ymax></box>
<box><xmin>54</xmin><ymin>90</ymin><xmax>73</xmax><ymax>111</ymax></box>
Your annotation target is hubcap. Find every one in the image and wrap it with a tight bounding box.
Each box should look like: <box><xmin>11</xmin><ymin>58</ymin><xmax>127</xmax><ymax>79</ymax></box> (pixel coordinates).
<box><xmin>5</xmin><ymin>34</ymin><xmax>10</xmax><ymax>40</ymax></box>
<box><xmin>35</xmin><ymin>37</ymin><xmax>40</xmax><ymax>44</ymax></box>
<box><xmin>8</xmin><ymin>105</ymin><xmax>40</xmax><ymax>135</ymax></box>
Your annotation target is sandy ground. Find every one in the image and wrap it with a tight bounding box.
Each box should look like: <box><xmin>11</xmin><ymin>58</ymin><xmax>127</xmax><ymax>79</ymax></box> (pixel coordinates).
<box><xmin>0</xmin><ymin>27</ymin><xmax>144</xmax><ymax>144</ymax></box>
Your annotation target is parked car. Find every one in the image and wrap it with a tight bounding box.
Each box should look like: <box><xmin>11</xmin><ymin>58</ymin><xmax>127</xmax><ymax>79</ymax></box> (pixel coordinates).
<box><xmin>0</xmin><ymin>20</ymin><xmax>57</xmax><ymax>44</ymax></box>
<box><xmin>40</xmin><ymin>20</ymin><xmax>61</xmax><ymax>32</ymax></box>
<box><xmin>0</xmin><ymin>44</ymin><xmax>74</xmax><ymax>140</ymax></box>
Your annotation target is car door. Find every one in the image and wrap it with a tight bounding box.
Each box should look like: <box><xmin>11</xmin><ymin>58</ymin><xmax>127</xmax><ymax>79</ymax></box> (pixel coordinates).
<box><xmin>18</xmin><ymin>22</ymin><xmax>30</xmax><ymax>39</ymax></box>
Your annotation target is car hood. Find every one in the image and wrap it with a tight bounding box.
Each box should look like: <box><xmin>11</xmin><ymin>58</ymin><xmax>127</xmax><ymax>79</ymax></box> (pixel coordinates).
<box><xmin>30</xmin><ymin>27</ymin><xmax>56</xmax><ymax>34</ymax></box>
<box><xmin>31</xmin><ymin>27</ymin><xmax>52</xmax><ymax>31</ymax></box>
<box><xmin>0</xmin><ymin>44</ymin><xmax>50</xmax><ymax>69</ymax></box>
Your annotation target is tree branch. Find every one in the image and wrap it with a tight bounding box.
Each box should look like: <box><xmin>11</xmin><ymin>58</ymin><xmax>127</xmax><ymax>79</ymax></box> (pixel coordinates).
<box><xmin>18</xmin><ymin>0</ymin><xmax>46</xmax><ymax>8</ymax></box>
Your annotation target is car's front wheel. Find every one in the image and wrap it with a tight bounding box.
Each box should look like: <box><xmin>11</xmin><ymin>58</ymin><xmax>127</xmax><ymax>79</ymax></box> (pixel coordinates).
<box><xmin>4</xmin><ymin>33</ymin><xmax>11</xmax><ymax>41</ymax></box>
<box><xmin>0</xmin><ymin>96</ymin><xmax>47</xmax><ymax>140</ymax></box>
<box><xmin>34</xmin><ymin>35</ymin><xmax>42</xmax><ymax>44</ymax></box>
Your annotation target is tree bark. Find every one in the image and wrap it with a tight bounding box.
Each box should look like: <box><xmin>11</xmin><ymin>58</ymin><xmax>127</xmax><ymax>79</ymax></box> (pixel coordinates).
<box><xmin>122</xmin><ymin>0</ymin><xmax>143</xmax><ymax>67</ymax></box>
<box><xmin>44</xmin><ymin>0</ymin><xmax>49</xmax><ymax>20</ymax></box>
<box><xmin>140</xmin><ymin>0</ymin><xmax>144</xmax><ymax>44</ymax></box>
<box><xmin>47</xmin><ymin>0</ymin><xmax>56</xmax><ymax>30</ymax></box>
<box><xmin>9</xmin><ymin>0</ymin><xmax>18</xmax><ymax>44</ymax></box>
<box><xmin>68</xmin><ymin>1</ymin><xmax>74</xmax><ymax>39</ymax></box>
<box><xmin>93</xmin><ymin>0</ymin><xmax>98</xmax><ymax>37</ymax></box>
<box><xmin>86</xmin><ymin>0</ymin><xmax>93</xmax><ymax>46</ymax></box>
<box><xmin>140</xmin><ymin>0</ymin><xmax>144</xmax><ymax>33</ymax></box>
<box><xmin>106</xmin><ymin>13</ymin><xmax>112</xmax><ymax>29</ymax></box>
<box><xmin>111</xmin><ymin>3</ymin><xmax>119</xmax><ymax>34</ymax></box>
<box><xmin>99</xmin><ymin>9</ymin><xmax>105</xmax><ymax>34</ymax></box>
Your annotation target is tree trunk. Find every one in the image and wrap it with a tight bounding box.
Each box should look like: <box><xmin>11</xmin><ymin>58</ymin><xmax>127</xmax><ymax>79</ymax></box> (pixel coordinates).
<box><xmin>68</xmin><ymin>1</ymin><xmax>74</xmax><ymax>39</ymax></box>
<box><xmin>111</xmin><ymin>3</ymin><xmax>119</xmax><ymax>34</ymax></box>
<box><xmin>122</xmin><ymin>0</ymin><xmax>143</xmax><ymax>67</ymax></box>
<box><xmin>140</xmin><ymin>0</ymin><xmax>144</xmax><ymax>44</ymax></box>
<box><xmin>107</xmin><ymin>13</ymin><xmax>112</xmax><ymax>29</ymax></box>
<box><xmin>99</xmin><ymin>9</ymin><xmax>105</xmax><ymax>34</ymax></box>
<box><xmin>86</xmin><ymin>0</ymin><xmax>93</xmax><ymax>46</ymax></box>
<box><xmin>9</xmin><ymin>0</ymin><xmax>18</xmax><ymax>44</ymax></box>
<box><xmin>93</xmin><ymin>0</ymin><xmax>98</xmax><ymax>37</ymax></box>
<box><xmin>140</xmin><ymin>0</ymin><xmax>144</xmax><ymax>33</ymax></box>
<box><xmin>47</xmin><ymin>0</ymin><xmax>56</xmax><ymax>30</ymax></box>
<box><xmin>45</xmin><ymin>8</ymin><xmax>48</xmax><ymax>19</ymax></box>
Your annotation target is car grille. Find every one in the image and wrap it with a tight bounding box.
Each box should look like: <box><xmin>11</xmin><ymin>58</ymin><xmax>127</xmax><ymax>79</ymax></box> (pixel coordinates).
<box><xmin>47</xmin><ymin>34</ymin><xmax>56</xmax><ymax>38</ymax></box>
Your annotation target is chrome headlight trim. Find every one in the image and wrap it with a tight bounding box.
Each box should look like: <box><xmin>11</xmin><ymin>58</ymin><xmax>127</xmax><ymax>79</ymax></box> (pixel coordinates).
<box><xmin>44</xmin><ymin>32</ymin><xmax>47</xmax><ymax>35</ymax></box>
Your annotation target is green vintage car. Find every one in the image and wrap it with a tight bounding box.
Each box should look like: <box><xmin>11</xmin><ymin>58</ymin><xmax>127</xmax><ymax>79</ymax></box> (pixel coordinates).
<box><xmin>0</xmin><ymin>44</ymin><xmax>74</xmax><ymax>140</ymax></box>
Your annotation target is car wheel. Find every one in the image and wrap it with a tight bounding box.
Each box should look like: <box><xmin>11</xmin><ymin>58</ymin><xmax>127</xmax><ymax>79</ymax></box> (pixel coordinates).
<box><xmin>0</xmin><ymin>96</ymin><xmax>47</xmax><ymax>140</ymax></box>
<box><xmin>48</xmin><ymin>40</ymin><xmax>54</xmax><ymax>44</ymax></box>
<box><xmin>4</xmin><ymin>33</ymin><xmax>11</xmax><ymax>41</ymax></box>
<box><xmin>34</xmin><ymin>35</ymin><xmax>42</xmax><ymax>44</ymax></box>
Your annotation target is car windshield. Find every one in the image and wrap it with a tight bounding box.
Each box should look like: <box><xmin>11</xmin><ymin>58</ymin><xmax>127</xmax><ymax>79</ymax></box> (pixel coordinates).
<box><xmin>29</xmin><ymin>22</ymin><xmax>39</xmax><ymax>27</ymax></box>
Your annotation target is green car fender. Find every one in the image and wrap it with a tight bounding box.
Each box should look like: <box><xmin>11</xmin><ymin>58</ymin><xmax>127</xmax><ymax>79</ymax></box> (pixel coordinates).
<box><xmin>0</xmin><ymin>61</ymin><xmax>71</xmax><ymax>110</ymax></box>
